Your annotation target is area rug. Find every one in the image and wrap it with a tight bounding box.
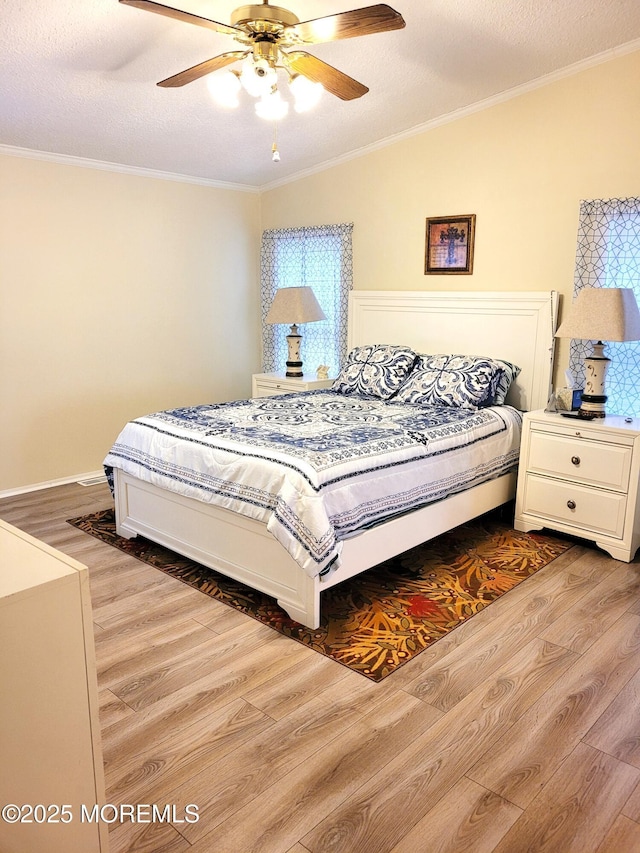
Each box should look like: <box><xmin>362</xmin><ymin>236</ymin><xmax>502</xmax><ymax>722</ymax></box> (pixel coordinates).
<box><xmin>68</xmin><ymin>508</ymin><xmax>572</xmax><ymax>681</ymax></box>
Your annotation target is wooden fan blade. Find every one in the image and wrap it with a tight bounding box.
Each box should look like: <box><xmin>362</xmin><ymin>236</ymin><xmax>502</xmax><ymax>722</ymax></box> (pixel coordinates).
<box><xmin>288</xmin><ymin>4</ymin><xmax>405</xmax><ymax>44</ymax></box>
<box><xmin>286</xmin><ymin>51</ymin><xmax>368</xmax><ymax>100</ymax></box>
<box><xmin>158</xmin><ymin>51</ymin><xmax>246</xmax><ymax>87</ymax></box>
<box><xmin>119</xmin><ymin>0</ymin><xmax>242</xmax><ymax>37</ymax></box>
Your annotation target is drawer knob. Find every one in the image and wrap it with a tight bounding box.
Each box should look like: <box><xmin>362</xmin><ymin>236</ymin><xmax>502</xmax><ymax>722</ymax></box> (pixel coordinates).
<box><xmin>571</xmin><ymin>456</ymin><xmax>581</xmax><ymax>466</ymax></box>
<box><xmin>567</xmin><ymin>500</ymin><xmax>576</xmax><ymax>510</ymax></box>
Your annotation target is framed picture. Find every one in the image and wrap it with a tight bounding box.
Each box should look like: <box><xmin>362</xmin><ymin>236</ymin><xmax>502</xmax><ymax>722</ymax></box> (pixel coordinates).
<box><xmin>425</xmin><ymin>214</ymin><xmax>476</xmax><ymax>274</ymax></box>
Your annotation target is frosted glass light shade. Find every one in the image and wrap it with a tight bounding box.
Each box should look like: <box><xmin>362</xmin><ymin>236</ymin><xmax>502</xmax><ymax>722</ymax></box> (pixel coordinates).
<box><xmin>207</xmin><ymin>71</ymin><xmax>241</xmax><ymax>108</ymax></box>
<box><xmin>255</xmin><ymin>90</ymin><xmax>289</xmax><ymax>120</ymax></box>
<box><xmin>290</xmin><ymin>74</ymin><xmax>323</xmax><ymax>112</ymax></box>
<box><xmin>240</xmin><ymin>56</ymin><xmax>277</xmax><ymax>98</ymax></box>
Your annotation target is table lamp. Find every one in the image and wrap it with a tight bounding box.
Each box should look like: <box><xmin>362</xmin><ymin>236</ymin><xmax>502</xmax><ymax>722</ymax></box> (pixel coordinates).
<box><xmin>265</xmin><ymin>286</ymin><xmax>326</xmax><ymax>377</ymax></box>
<box><xmin>555</xmin><ymin>287</ymin><xmax>640</xmax><ymax>417</ymax></box>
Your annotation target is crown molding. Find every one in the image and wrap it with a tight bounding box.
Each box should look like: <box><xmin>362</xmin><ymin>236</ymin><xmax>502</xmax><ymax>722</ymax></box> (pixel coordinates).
<box><xmin>259</xmin><ymin>37</ymin><xmax>640</xmax><ymax>192</ymax></box>
<box><xmin>0</xmin><ymin>144</ymin><xmax>259</xmax><ymax>193</ymax></box>
<box><xmin>3</xmin><ymin>37</ymin><xmax>639</xmax><ymax>195</ymax></box>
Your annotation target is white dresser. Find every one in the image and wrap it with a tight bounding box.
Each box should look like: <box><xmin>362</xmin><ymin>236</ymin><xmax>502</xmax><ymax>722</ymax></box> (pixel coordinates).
<box><xmin>514</xmin><ymin>410</ymin><xmax>640</xmax><ymax>562</ymax></box>
<box><xmin>0</xmin><ymin>520</ymin><xmax>108</xmax><ymax>853</ymax></box>
<box><xmin>252</xmin><ymin>372</ymin><xmax>334</xmax><ymax>398</ymax></box>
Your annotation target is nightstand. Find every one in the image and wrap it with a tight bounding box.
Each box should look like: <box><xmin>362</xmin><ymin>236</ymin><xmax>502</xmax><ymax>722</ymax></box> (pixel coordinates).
<box><xmin>514</xmin><ymin>409</ymin><xmax>640</xmax><ymax>562</ymax></box>
<box><xmin>252</xmin><ymin>372</ymin><xmax>334</xmax><ymax>398</ymax></box>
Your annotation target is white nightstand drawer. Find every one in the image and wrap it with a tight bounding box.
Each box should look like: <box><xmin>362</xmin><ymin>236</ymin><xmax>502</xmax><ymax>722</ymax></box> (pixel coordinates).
<box><xmin>528</xmin><ymin>430</ymin><xmax>632</xmax><ymax>492</ymax></box>
<box><xmin>257</xmin><ymin>381</ymin><xmax>296</xmax><ymax>397</ymax></box>
<box><xmin>522</xmin><ymin>474</ymin><xmax>627</xmax><ymax>539</ymax></box>
<box><xmin>252</xmin><ymin>373</ymin><xmax>334</xmax><ymax>398</ymax></box>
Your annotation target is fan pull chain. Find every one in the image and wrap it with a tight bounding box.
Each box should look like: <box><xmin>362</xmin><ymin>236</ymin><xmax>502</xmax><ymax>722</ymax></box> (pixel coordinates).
<box><xmin>272</xmin><ymin>122</ymin><xmax>281</xmax><ymax>162</ymax></box>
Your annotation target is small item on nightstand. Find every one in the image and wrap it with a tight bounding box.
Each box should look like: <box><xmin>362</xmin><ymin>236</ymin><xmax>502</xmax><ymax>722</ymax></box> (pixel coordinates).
<box><xmin>545</xmin><ymin>391</ymin><xmax>560</xmax><ymax>413</ymax></box>
<box><xmin>556</xmin><ymin>387</ymin><xmax>584</xmax><ymax>411</ymax></box>
<box><xmin>555</xmin><ymin>370</ymin><xmax>583</xmax><ymax>411</ymax></box>
<box><xmin>316</xmin><ymin>364</ymin><xmax>330</xmax><ymax>379</ymax></box>
<box><xmin>561</xmin><ymin>411</ymin><xmax>597</xmax><ymax>420</ymax></box>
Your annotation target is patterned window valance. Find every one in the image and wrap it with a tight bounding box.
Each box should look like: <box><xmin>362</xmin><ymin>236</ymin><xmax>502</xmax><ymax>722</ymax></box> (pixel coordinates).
<box><xmin>570</xmin><ymin>198</ymin><xmax>640</xmax><ymax>416</ymax></box>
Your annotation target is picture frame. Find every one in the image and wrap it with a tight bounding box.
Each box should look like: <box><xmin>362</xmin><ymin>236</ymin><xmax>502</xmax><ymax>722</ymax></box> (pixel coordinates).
<box><xmin>425</xmin><ymin>214</ymin><xmax>476</xmax><ymax>274</ymax></box>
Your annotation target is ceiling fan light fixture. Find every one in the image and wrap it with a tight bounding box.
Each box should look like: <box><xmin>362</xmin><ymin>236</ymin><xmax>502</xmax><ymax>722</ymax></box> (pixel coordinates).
<box><xmin>120</xmin><ymin>0</ymin><xmax>406</xmax><ymax>141</ymax></box>
<box><xmin>289</xmin><ymin>73</ymin><xmax>323</xmax><ymax>112</ymax></box>
<box><xmin>255</xmin><ymin>89</ymin><xmax>289</xmax><ymax>120</ymax></box>
<box><xmin>206</xmin><ymin>70</ymin><xmax>242</xmax><ymax>108</ymax></box>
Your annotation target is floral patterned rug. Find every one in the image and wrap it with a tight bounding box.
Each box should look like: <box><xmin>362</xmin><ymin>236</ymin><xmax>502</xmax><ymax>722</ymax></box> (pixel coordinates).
<box><xmin>68</xmin><ymin>507</ymin><xmax>572</xmax><ymax>681</ymax></box>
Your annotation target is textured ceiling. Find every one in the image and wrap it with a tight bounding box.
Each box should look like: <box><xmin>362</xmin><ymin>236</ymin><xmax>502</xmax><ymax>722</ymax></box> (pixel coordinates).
<box><xmin>2</xmin><ymin>0</ymin><xmax>640</xmax><ymax>189</ymax></box>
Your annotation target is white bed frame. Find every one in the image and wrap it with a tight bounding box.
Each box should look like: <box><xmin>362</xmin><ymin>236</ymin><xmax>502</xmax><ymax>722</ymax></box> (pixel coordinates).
<box><xmin>114</xmin><ymin>290</ymin><xmax>558</xmax><ymax>628</ymax></box>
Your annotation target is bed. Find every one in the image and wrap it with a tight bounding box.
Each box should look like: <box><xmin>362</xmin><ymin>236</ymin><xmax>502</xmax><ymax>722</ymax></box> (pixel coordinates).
<box><xmin>106</xmin><ymin>290</ymin><xmax>558</xmax><ymax>629</ymax></box>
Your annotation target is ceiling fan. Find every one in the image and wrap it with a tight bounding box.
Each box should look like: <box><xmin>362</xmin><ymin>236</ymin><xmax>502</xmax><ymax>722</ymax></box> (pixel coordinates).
<box><xmin>119</xmin><ymin>0</ymin><xmax>406</xmax><ymax>102</ymax></box>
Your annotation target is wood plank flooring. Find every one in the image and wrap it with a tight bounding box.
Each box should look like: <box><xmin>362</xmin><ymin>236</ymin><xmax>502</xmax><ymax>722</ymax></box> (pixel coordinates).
<box><xmin>2</xmin><ymin>482</ymin><xmax>640</xmax><ymax>853</ymax></box>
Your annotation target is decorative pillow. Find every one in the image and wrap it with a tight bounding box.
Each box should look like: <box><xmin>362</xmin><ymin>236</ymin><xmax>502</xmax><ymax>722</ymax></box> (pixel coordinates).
<box><xmin>393</xmin><ymin>354</ymin><xmax>507</xmax><ymax>409</ymax></box>
<box><xmin>332</xmin><ymin>344</ymin><xmax>418</xmax><ymax>399</ymax></box>
<box><xmin>491</xmin><ymin>359</ymin><xmax>521</xmax><ymax>405</ymax></box>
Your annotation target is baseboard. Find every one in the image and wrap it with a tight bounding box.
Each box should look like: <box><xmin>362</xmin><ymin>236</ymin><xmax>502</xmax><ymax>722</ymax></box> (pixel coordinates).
<box><xmin>0</xmin><ymin>470</ymin><xmax>107</xmax><ymax>500</ymax></box>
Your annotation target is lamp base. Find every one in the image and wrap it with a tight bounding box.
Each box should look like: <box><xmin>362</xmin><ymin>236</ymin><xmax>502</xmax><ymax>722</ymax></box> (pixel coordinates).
<box><xmin>285</xmin><ymin>362</ymin><xmax>303</xmax><ymax>378</ymax></box>
<box><xmin>286</xmin><ymin>326</ymin><xmax>303</xmax><ymax>378</ymax></box>
<box><xmin>579</xmin><ymin>342</ymin><xmax>610</xmax><ymax>418</ymax></box>
<box><xmin>578</xmin><ymin>396</ymin><xmax>607</xmax><ymax>418</ymax></box>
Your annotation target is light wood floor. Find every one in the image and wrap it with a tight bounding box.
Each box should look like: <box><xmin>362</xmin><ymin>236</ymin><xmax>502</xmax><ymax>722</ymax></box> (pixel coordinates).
<box><xmin>2</xmin><ymin>481</ymin><xmax>640</xmax><ymax>853</ymax></box>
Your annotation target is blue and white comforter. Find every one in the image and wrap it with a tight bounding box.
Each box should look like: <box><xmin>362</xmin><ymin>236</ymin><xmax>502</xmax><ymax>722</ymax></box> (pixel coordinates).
<box><xmin>104</xmin><ymin>390</ymin><xmax>522</xmax><ymax>578</ymax></box>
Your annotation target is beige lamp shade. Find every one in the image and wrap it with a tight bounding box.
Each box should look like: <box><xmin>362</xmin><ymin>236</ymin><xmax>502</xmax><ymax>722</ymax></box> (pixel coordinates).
<box><xmin>265</xmin><ymin>286</ymin><xmax>326</xmax><ymax>325</ymax></box>
<box><xmin>555</xmin><ymin>287</ymin><xmax>640</xmax><ymax>342</ymax></box>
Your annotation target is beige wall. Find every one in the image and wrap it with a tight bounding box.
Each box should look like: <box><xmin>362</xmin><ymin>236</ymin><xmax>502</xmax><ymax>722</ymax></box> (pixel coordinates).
<box><xmin>0</xmin><ymin>155</ymin><xmax>261</xmax><ymax>492</ymax></box>
<box><xmin>261</xmin><ymin>48</ymin><xmax>640</xmax><ymax>383</ymax></box>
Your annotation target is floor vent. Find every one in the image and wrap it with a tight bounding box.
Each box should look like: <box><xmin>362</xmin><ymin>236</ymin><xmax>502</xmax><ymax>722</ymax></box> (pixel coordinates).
<box><xmin>77</xmin><ymin>476</ymin><xmax>106</xmax><ymax>487</ymax></box>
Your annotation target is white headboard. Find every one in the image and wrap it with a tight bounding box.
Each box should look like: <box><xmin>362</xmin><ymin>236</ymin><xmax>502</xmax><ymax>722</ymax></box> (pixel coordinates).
<box><xmin>348</xmin><ymin>290</ymin><xmax>558</xmax><ymax>412</ymax></box>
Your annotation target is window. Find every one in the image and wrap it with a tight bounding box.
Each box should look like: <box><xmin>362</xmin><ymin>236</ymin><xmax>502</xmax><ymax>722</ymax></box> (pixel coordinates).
<box><xmin>260</xmin><ymin>224</ymin><xmax>353</xmax><ymax>375</ymax></box>
<box><xmin>570</xmin><ymin>198</ymin><xmax>640</xmax><ymax>416</ymax></box>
